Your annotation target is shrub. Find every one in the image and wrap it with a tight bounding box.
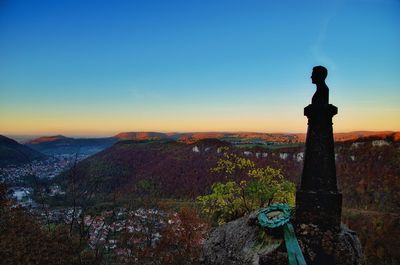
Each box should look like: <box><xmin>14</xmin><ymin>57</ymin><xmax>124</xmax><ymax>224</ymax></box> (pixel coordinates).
<box><xmin>197</xmin><ymin>151</ymin><xmax>295</xmax><ymax>225</ymax></box>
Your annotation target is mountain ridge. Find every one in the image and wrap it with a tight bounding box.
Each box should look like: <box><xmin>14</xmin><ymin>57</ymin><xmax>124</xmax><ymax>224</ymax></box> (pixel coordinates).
<box><xmin>25</xmin><ymin>136</ymin><xmax>118</xmax><ymax>156</ymax></box>
<box><xmin>19</xmin><ymin>130</ymin><xmax>400</xmax><ymax>145</ymax></box>
<box><xmin>16</xmin><ymin>130</ymin><xmax>400</xmax><ymax>158</ymax></box>
<box><xmin>0</xmin><ymin>135</ymin><xmax>47</xmax><ymax>166</ymax></box>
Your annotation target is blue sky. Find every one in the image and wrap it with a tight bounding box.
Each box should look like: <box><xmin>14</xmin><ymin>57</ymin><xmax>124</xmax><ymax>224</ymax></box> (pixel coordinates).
<box><xmin>1</xmin><ymin>0</ymin><xmax>399</xmax><ymax>136</ymax></box>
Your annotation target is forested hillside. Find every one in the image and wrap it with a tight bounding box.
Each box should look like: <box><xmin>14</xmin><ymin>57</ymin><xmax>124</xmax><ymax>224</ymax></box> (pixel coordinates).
<box><xmin>61</xmin><ymin>137</ymin><xmax>399</xmax><ymax>212</ymax></box>
<box><xmin>56</xmin><ymin>136</ymin><xmax>399</xmax><ymax>265</ymax></box>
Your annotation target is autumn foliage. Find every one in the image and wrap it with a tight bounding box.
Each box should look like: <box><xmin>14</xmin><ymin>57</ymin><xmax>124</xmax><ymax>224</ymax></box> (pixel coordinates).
<box><xmin>197</xmin><ymin>151</ymin><xmax>295</xmax><ymax>224</ymax></box>
<box><xmin>0</xmin><ymin>184</ymin><xmax>84</xmax><ymax>265</ymax></box>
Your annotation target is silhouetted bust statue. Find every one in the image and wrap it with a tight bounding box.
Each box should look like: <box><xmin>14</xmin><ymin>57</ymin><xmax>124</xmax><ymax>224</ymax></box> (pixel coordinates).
<box><xmin>298</xmin><ymin>64</ymin><xmax>341</xmax><ymax>232</ymax></box>
<box><xmin>311</xmin><ymin>65</ymin><xmax>329</xmax><ymax>105</ymax></box>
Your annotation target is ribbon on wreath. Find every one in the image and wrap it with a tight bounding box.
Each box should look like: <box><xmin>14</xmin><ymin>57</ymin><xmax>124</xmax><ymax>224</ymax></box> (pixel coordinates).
<box><xmin>257</xmin><ymin>203</ymin><xmax>307</xmax><ymax>265</ymax></box>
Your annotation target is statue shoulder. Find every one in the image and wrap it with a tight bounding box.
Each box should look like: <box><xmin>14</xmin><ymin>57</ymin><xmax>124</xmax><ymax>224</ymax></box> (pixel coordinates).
<box><xmin>312</xmin><ymin>85</ymin><xmax>329</xmax><ymax>105</ymax></box>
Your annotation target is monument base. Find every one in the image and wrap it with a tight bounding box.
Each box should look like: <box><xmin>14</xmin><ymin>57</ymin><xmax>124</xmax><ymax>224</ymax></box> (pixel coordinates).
<box><xmin>295</xmin><ymin>190</ymin><xmax>342</xmax><ymax>231</ymax></box>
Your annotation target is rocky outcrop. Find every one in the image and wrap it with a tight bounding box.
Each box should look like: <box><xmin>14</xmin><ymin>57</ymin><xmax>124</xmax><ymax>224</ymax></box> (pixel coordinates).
<box><xmin>200</xmin><ymin>211</ymin><xmax>281</xmax><ymax>265</ymax></box>
<box><xmin>200</xmin><ymin>211</ymin><xmax>364</xmax><ymax>265</ymax></box>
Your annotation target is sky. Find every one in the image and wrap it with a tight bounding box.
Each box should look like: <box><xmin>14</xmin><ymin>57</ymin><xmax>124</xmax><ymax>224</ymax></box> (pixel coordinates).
<box><xmin>0</xmin><ymin>0</ymin><xmax>399</xmax><ymax>137</ymax></box>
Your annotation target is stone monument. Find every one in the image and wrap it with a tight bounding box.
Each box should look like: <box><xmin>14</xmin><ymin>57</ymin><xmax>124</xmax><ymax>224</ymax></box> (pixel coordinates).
<box><xmin>295</xmin><ymin>65</ymin><xmax>342</xmax><ymax>231</ymax></box>
<box><xmin>200</xmin><ymin>66</ymin><xmax>364</xmax><ymax>265</ymax></box>
<box><xmin>292</xmin><ymin>66</ymin><xmax>364</xmax><ymax>265</ymax></box>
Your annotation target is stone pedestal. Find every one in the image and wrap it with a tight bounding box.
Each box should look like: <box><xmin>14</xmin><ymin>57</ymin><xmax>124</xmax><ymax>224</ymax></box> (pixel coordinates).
<box><xmin>295</xmin><ymin>104</ymin><xmax>342</xmax><ymax>231</ymax></box>
<box><xmin>296</xmin><ymin>190</ymin><xmax>342</xmax><ymax>231</ymax></box>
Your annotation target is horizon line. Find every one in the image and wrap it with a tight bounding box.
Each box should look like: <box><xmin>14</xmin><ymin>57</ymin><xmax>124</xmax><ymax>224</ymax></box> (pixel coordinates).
<box><xmin>3</xmin><ymin>129</ymin><xmax>398</xmax><ymax>139</ymax></box>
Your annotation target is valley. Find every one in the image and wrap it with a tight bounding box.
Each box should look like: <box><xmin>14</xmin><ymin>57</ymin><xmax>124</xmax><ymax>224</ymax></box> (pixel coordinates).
<box><xmin>1</xmin><ymin>131</ymin><xmax>399</xmax><ymax>265</ymax></box>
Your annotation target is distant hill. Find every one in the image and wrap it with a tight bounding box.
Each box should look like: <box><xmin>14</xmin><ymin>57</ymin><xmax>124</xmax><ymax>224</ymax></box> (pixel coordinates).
<box><xmin>25</xmin><ymin>135</ymin><xmax>118</xmax><ymax>156</ymax></box>
<box><xmin>332</xmin><ymin>131</ymin><xmax>399</xmax><ymax>142</ymax></box>
<box><xmin>394</xmin><ymin>132</ymin><xmax>400</xmax><ymax>141</ymax></box>
<box><xmin>23</xmin><ymin>131</ymin><xmax>399</xmax><ymax>157</ymax></box>
<box><xmin>114</xmin><ymin>132</ymin><xmax>170</xmax><ymax>140</ymax></box>
<box><xmin>0</xmin><ymin>135</ymin><xmax>46</xmax><ymax>167</ymax></box>
<box><xmin>26</xmin><ymin>135</ymin><xmax>69</xmax><ymax>144</ymax></box>
<box><xmin>114</xmin><ymin>131</ymin><xmax>400</xmax><ymax>143</ymax></box>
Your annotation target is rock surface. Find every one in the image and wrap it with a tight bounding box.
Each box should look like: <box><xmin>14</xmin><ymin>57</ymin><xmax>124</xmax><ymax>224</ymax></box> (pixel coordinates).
<box><xmin>201</xmin><ymin>211</ymin><xmax>364</xmax><ymax>265</ymax></box>
<box><xmin>200</xmin><ymin>211</ymin><xmax>281</xmax><ymax>265</ymax></box>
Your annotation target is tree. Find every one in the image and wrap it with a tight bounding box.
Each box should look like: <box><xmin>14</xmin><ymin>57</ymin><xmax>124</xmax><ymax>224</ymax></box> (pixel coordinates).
<box><xmin>197</xmin><ymin>151</ymin><xmax>295</xmax><ymax>225</ymax></box>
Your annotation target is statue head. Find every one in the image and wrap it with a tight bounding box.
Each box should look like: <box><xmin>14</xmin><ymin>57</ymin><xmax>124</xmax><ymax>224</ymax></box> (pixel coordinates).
<box><xmin>311</xmin><ymin>66</ymin><xmax>328</xmax><ymax>85</ymax></box>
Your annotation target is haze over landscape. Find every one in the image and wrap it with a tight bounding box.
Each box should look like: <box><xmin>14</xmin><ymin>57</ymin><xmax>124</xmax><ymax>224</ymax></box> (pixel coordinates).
<box><xmin>1</xmin><ymin>0</ymin><xmax>399</xmax><ymax>136</ymax></box>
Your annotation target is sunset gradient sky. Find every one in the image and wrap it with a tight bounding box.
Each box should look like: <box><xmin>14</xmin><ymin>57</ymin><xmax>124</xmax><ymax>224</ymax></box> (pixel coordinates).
<box><xmin>1</xmin><ymin>0</ymin><xmax>399</xmax><ymax>137</ymax></box>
